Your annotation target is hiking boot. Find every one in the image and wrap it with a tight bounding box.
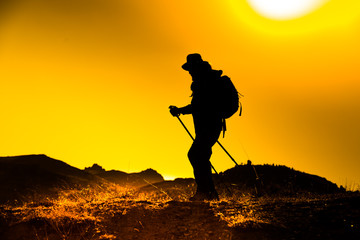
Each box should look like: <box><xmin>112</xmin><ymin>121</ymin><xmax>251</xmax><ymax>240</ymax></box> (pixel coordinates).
<box><xmin>208</xmin><ymin>191</ymin><xmax>219</xmax><ymax>201</ymax></box>
<box><xmin>189</xmin><ymin>191</ymin><xmax>209</xmax><ymax>201</ymax></box>
<box><xmin>189</xmin><ymin>190</ymin><xmax>219</xmax><ymax>201</ymax></box>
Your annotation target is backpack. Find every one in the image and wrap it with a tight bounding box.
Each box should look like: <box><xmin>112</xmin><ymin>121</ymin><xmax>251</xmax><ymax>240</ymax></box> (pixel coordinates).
<box><xmin>218</xmin><ymin>75</ymin><xmax>242</xmax><ymax>118</ymax></box>
<box><xmin>216</xmin><ymin>75</ymin><xmax>243</xmax><ymax>137</ymax></box>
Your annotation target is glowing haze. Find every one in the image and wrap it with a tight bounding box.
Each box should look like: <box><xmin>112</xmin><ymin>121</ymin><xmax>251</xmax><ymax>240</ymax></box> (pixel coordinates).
<box><xmin>247</xmin><ymin>0</ymin><xmax>329</xmax><ymax>20</ymax></box>
<box><xmin>0</xmin><ymin>0</ymin><xmax>359</xmax><ymax>186</ymax></box>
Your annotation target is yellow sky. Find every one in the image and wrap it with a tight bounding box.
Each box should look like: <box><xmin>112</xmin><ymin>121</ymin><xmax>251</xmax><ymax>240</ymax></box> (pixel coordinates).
<box><xmin>1</xmin><ymin>0</ymin><xmax>359</xmax><ymax>187</ymax></box>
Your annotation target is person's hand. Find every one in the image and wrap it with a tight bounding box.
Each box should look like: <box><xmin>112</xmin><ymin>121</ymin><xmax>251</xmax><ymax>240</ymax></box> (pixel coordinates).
<box><xmin>169</xmin><ymin>106</ymin><xmax>181</xmax><ymax>117</ymax></box>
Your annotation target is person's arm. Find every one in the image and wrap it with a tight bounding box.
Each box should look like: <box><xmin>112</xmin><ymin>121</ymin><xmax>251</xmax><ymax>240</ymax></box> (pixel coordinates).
<box><xmin>179</xmin><ymin>104</ymin><xmax>192</xmax><ymax>115</ymax></box>
<box><xmin>169</xmin><ymin>104</ymin><xmax>192</xmax><ymax>116</ymax></box>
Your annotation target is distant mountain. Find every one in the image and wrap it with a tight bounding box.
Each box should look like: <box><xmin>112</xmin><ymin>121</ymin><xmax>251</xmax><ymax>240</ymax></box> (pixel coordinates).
<box><xmin>0</xmin><ymin>155</ymin><xmax>100</xmax><ymax>204</ymax></box>
<box><xmin>217</xmin><ymin>163</ymin><xmax>342</xmax><ymax>195</ymax></box>
<box><xmin>84</xmin><ymin>164</ymin><xmax>164</xmax><ymax>187</ymax></box>
<box><xmin>0</xmin><ymin>154</ymin><xmax>343</xmax><ymax>204</ymax></box>
<box><xmin>0</xmin><ymin>155</ymin><xmax>165</xmax><ymax>204</ymax></box>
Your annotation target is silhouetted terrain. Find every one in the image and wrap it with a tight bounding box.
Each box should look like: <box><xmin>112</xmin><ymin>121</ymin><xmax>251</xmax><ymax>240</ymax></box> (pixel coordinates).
<box><xmin>0</xmin><ymin>155</ymin><xmax>163</xmax><ymax>204</ymax></box>
<box><xmin>0</xmin><ymin>155</ymin><xmax>99</xmax><ymax>204</ymax></box>
<box><xmin>0</xmin><ymin>155</ymin><xmax>345</xmax><ymax>205</ymax></box>
<box><xmin>218</xmin><ymin>163</ymin><xmax>342</xmax><ymax>195</ymax></box>
<box><xmin>0</xmin><ymin>155</ymin><xmax>359</xmax><ymax>239</ymax></box>
<box><xmin>1</xmin><ymin>181</ymin><xmax>359</xmax><ymax>240</ymax></box>
<box><xmin>141</xmin><ymin>164</ymin><xmax>343</xmax><ymax>197</ymax></box>
<box><xmin>84</xmin><ymin>163</ymin><xmax>164</xmax><ymax>187</ymax></box>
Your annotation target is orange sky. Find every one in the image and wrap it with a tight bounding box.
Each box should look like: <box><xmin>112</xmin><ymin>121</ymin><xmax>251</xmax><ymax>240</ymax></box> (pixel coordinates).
<box><xmin>1</xmin><ymin>0</ymin><xmax>359</xmax><ymax>187</ymax></box>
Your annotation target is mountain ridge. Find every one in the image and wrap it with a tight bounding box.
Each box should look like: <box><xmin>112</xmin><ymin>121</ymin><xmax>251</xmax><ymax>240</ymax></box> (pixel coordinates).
<box><xmin>84</xmin><ymin>163</ymin><xmax>164</xmax><ymax>186</ymax></box>
<box><xmin>0</xmin><ymin>155</ymin><xmax>164</xmax><ymax>204</ymax></box>
<box><xmin>217</xmin><ymin>163</ymin><xmax>342</xmax><ymax>195</ymax></box>
<box><xmin>0</xmin><ymin>154</ymin><xmax>344</xmax><ymax>204</ymax></box>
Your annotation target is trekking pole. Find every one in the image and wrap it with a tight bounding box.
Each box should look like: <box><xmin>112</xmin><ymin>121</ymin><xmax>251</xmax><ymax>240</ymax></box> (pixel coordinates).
<box><xmin>175</xmin><ymin>115</ymin><xmax>238</xmax><ymax>166</ymax></box>
<box><xmin>174</xmin><ymin>112</ymin><xmax>263</xmax><ymax>196</ymax></box>
<box><xmin>174</xmin><ymin>115</ymin><xmax>218</xmax><ymax>174</ymax></box>
<box><xmin>174</xmin><ymin>115</ymin><xmax>233</xmax><ymax>195</ymax></box>
<box><xmin>216</xmin><ymin>141</ymin><xmax>239</xmax><ymax>166</ymax></box>
<box><xmin>175</xmin><ymin>115</ymin><xmax>194</xmax><ymax>141</ymax></box>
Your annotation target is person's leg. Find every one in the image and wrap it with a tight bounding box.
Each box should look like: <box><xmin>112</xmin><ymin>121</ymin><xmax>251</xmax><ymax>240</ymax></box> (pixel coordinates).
<box><xmin>188</xmin><ymin>130</ymin><xmax>221</xmax><ymax>200</ymax></box>
<box><xmin>189</xmin><ymin>116</ymin><xmax>222</xmax><ymax>200</ymax></box>
<box><xmin>188</xmin><ymin>140</ymin><xmax>214</xmax><ymax>194</ymax></box>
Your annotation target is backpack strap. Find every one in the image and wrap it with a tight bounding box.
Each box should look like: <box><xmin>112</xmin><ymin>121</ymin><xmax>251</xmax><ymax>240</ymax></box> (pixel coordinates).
<box><xmin>222</xmin><ymin>102</ymin><xmax>241</xmax><ymax>138</ymax></box>
<box><xmin>239</xmin><ymin>102</ymin><xmax>242</xmax><ymax>116</ymax></box>
<box><xmin>222</xmin><ymin>118</ymin><xmax>227</xmax><ymax>138</ymax></box>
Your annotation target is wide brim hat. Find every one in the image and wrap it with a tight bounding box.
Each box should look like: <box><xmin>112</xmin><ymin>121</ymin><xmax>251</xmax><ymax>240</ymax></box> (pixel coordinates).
<box><xmin>182</xmin><ymin>53</ymin><xmax>204</xmax><ymax>71</ymax></box>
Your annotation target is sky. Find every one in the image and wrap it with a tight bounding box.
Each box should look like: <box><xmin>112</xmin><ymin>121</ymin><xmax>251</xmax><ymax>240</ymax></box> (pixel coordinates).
<box><xmin>1</xmin><ymin>0</ymin><xmax>359</xmax><ymax>188</ymax></box>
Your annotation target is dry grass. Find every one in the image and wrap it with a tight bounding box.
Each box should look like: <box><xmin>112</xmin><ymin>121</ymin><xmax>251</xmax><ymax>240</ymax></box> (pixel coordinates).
<box><xmin>1</xmin><ymin>182</ymin><xmax>176</xmax><ymax>239</ymax></box>
<box><xmin>1</xmin><ymin>182</ymin><xmax>359</xmax><ymax>240</ymax></box>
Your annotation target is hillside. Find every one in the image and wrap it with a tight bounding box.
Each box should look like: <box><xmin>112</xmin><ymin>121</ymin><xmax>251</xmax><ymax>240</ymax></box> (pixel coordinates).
<box><xmin>0</xmin><ymin>155</ymin><xmax>100</xmax><ymax>203</ymax></box>
<box><xmin>1</xmin><ymin>180</ymin><xmax>359</xmax><ymax>240</ymax></box>
<box><xmin>0</xmin><ymin>156</ymin><xmax>358</xmax><ymax>239</ymax></box>
<box><xmin>0</xmin><ymin>155</ymin><xmax>345</xmax><ymax>205</ymax></box>
<box><xmin>0</xmin><ymin>155</ymin><xmax>164</xmax><ymax>204</ymax></box>
<box><xmin>84</xmin><ymin>163</ymin><xmax>164</xmax><ymax>187</ymax></box>
<box><xmin>217</xmin><ymin>163</ymin><xmax>342</xmax><ymax>195</ymax></box>
<box><xmin>141</xmin><ymin>163</ymin><xmax>343</xmax><ymax>197</ymax></box>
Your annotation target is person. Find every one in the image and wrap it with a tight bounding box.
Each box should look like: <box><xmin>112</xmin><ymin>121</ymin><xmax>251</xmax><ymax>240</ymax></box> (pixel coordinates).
<box><xmin>169</xmin><ymin>53</ymin><xmax>223</xmax><ymax>201</ymax></box>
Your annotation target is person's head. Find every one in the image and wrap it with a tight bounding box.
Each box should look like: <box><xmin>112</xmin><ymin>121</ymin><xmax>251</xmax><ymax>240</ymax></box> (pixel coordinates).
<box><xmin>182</xmin><ymin>53</ymin><xmax>212</xmax><ymax>79</ymax></box>
<box><xmin>182</xmin><ymin>53</ymin><xmax>203</xmax><ymax>71</ymax></box>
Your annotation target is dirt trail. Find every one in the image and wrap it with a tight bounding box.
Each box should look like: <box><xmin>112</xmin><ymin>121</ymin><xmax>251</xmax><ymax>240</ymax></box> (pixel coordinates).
<box><xmin>100</xmin><ymin>200</ymin><xmax>232</xmax><ymax>240</ymax></box>
<box><xmin>1</xmin><ymin>193</ymin><xmax>360</xmax><ymax>240</ymax></box>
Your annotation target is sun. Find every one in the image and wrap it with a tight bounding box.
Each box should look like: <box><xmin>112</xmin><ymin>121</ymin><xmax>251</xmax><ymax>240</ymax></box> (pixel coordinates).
<box><xmin>247</xmin><ymin>0</ymin><xmax>329</xmax><ymax>20</ymax></box>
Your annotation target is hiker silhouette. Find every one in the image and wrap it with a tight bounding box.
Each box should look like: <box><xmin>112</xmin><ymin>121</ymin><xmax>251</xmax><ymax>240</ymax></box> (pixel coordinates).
<box><xmin>170</xmin><ymin>53</ymin><xmax>223</xmax><ymax>201</ymax></box>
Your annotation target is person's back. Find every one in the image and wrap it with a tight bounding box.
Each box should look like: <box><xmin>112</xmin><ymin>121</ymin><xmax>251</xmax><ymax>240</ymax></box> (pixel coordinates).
<box><xmin>189</xmin><ymin>60</ymin><xmax>222</xmax><ymax>134</ymax></box>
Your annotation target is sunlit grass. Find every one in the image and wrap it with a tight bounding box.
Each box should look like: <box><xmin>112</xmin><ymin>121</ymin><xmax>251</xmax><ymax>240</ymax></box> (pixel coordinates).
<box><xmin>21</xmin><ymin>182</ymin><xmax>171</xmax><ymax>220</ymax></box>
<box><xmin>1</xmin><ymin>182</ymin><xmax>176</xmax><ymax>239</ymax></box>
<box><xmin>1</xmin><ymin>182</ymin><xmax>358</xmax><ymax>239</ymax></box>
